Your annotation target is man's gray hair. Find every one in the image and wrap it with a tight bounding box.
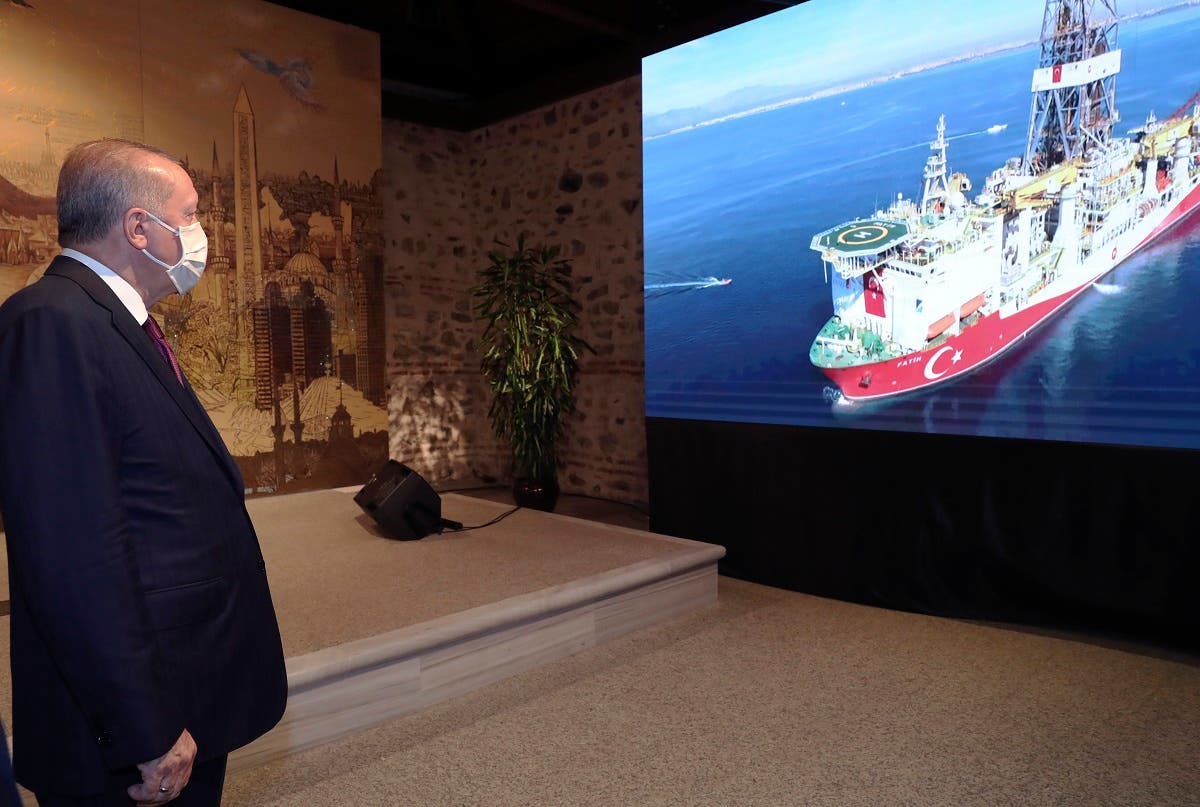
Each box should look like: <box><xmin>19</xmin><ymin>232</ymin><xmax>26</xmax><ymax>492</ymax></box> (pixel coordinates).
<box><xmin>57</xmin><ymin>138</ymin><xmax>181</xmax><ymax>247</ymax></box>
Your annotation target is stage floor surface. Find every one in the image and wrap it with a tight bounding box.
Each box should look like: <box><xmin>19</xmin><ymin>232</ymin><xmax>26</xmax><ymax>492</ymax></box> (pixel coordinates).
<box><xmin>0</xmin><ymin>487</ymin><xmax>723</xmax><ymax>779</ymax></box>
<box><xmin>258</xmin><ymin>488</ymin><xmax>691</xmax><ymax>656</ymax></box>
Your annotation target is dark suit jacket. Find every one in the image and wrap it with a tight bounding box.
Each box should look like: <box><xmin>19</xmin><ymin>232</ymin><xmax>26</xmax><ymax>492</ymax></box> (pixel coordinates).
<box><xmin>0</xmin><ymin>720</ymin><xmax>18</xmax><ymax>807</ymax></box>
<box><xmin>0</xmin><ymin>256</ymin><xmax>288</xmax><ymax>795</ymax></box>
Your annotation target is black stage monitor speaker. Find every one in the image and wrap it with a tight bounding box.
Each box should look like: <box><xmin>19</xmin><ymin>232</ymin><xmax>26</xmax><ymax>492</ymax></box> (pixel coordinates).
<box><xmin>354</xmin><ymin>460</ymin><xmax>443</xmax><ymax>540</ymax></box>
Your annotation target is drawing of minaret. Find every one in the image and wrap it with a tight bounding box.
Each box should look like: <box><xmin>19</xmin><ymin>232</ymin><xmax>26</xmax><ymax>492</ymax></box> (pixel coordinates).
<box><xmin>40</xmin><ymin>127</ymin><xmax>54</xmax><ymax>169</ymax></box>
<box><xmin>203</xmin><ymin>142</ymin><xmax>231</xmax><ymax>309</ymax></box>
<box><xmin>331</xmin><ymin>157</ymin><xmax>348</xmax><ymax>274</ymax></box>
<box><xmin>263</xmin><ymin>194</ymin><xmax>278</xmax><ymax>273</ymax></box>
<box><xmin>209</xmin><ymin>144</ymin><xmax>227</xmax><ymax>261</ymax></box>
<box><xmin>271</xmin><ymin>387</ymin><xmax>287</xmax><ymax>487</ymax></box>
<box><xmin>233</xmin><ymin>85</ymin><xmax>265</xmax><ymax>401</ymax></box>
<box><xmin>330</xmin><ymin>156</ymin><xmax>354</xmax><ymax>358</ymax></box>
<box><xmin>290</xmin><ymin>382</ymin><xmax>305</xmax><ymax>445</ymax></box>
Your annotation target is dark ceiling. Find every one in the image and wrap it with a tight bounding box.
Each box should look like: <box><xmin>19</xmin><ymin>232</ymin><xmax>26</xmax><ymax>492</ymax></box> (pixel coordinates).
<box><xmin>269</xmin><ymin>0</ymin><xmax>804</xmax><ymax>130</ymax></box>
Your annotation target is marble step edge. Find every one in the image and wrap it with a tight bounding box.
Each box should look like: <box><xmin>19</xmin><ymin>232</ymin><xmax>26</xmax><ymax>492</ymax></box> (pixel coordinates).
<box><xmin>286</xmin><ymin>539</ymin><xmax>726</xmax><ymax>692</ymax></box>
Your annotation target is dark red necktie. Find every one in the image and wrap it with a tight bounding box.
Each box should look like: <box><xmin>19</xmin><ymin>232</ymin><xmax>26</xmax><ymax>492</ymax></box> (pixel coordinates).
<box><xmin>142</xmin><ymin>315</ymin><xmax>184</xmax><ymax>386</ymax></box>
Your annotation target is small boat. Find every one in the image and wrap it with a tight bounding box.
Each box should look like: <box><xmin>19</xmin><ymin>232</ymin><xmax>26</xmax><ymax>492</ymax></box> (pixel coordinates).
<box><xmin>987</xmin><ymin>123</ymin><xmax>1008</xmax><ymax>134</ymax></box>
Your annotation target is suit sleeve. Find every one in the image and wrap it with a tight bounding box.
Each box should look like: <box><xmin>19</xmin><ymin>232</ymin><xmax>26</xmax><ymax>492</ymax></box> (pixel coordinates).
<box><xmin>0</xmin><ymin>307</ymin><xmax>183</xmax><ymax>769</ymax></box>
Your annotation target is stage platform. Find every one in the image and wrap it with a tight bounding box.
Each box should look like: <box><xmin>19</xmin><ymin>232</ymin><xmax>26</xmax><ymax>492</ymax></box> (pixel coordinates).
<box><xmin>0</xmin><ymin>487</ymin><xmax>724</xmax><ymax>778</ymax></box>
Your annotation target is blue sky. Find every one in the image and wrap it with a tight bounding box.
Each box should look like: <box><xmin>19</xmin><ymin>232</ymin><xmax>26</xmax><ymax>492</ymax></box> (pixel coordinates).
<box><xmin>641</xmin><ymin>0</ymin><xmax>1183</xmax><ymax>117</ymax></box>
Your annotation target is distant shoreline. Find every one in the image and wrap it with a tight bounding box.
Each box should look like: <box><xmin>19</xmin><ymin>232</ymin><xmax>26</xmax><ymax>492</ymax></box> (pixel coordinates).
<box><xmin>643</xmin><ymin>40</ymin><xmax>1035</xmax><ymax>142</ymax></box>
<box><xmin>643</xmin><ymin>2</ymin><xmax>1200</xmax><ymax>142</ymax></box>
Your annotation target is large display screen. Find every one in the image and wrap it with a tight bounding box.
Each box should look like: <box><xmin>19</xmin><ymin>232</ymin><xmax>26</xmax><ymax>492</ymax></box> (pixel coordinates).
<box><xmin>643</xmin><ymin>0</ymin><xmax>1200</xmax><ymax>449</ymax></box>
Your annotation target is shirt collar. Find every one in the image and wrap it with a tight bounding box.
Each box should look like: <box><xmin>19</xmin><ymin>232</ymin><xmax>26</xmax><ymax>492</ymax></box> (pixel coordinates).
<box><xmin>60</xmin><ymin>248</ymin><xmax>149</xmax><ymax>325</ymax></box>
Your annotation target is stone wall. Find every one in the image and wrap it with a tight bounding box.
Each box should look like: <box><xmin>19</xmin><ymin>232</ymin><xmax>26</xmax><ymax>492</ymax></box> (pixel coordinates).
<box><xmin>382</xmin><ymin>77</ymin><xmax>646</xmax><ymax>505</ymax></box>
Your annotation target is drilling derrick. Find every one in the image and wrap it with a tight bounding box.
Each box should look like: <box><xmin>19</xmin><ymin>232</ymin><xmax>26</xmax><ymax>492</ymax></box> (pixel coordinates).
<box><xmin>1023</xmin><ymin>0</ymin><xmax>1120</xmax><ymax>173</ymax></box>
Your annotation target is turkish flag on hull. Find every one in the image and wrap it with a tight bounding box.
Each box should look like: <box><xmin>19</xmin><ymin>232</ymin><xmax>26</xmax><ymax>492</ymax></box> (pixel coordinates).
<box><xmin>864</xmin><ymin>272</ymin><xmax>886</xmax><ymax>317</ymax></box>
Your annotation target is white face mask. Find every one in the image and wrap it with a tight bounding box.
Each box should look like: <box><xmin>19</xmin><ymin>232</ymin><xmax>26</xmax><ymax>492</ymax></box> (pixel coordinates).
<box><xmin>141</xmin><ymin>211</ymin><xmax>209</xmax><ymax>294</ymax></box>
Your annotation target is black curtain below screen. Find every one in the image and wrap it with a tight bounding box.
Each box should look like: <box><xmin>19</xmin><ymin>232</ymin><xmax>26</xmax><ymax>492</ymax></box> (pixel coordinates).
<box><xmin>647</xmin><ymin>418</ymin><xmax>1200</xmax><ymax>650</ymax></box>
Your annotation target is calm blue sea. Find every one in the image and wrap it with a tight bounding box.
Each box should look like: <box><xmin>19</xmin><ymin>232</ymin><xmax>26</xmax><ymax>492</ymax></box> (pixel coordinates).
<box><xmin>644</xmin><ymin>8</ymin><xmax>1200</xmax><ymax>449</ymax></box>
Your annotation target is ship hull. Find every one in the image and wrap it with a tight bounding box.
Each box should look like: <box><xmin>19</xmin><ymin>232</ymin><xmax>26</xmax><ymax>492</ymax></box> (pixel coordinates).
<box><xmin>821</xmin><ymin>178</ymin><xmax>1200</xmax><ymax>401</ymax></box>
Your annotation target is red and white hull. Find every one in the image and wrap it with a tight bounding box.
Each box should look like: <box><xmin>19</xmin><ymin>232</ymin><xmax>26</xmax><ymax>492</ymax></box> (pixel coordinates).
<box><xmin>822</xmin><ymin>178</ymin><xmax>1200</xmax><ymax>401</ymax></box>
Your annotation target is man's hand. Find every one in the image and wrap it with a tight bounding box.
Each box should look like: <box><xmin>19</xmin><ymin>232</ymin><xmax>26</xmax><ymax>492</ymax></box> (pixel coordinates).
<box><xmin>128</xmin><ymin>729</ymin><xmax>197</xmax><ymax>805</ymax></box>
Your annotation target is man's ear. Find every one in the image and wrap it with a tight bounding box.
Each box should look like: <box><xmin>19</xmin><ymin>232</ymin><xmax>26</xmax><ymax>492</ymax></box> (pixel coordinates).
<box><xmin>123</xmin><ymin>209</ymin><xmax>150</xmax><ymax>250</ymax></box>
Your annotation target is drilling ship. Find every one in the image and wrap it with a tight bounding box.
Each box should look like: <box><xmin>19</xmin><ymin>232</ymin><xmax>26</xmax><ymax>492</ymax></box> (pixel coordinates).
<box><xmin>809</xmin><ymin>0</ymin><xmax>1200</xmax><ymax>400</ymax></box>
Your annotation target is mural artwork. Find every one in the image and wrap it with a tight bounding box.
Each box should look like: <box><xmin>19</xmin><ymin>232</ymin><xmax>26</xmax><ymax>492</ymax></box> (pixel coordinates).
<box><xmin>0</xmin><ymin>0</ymin><xmax>389</xmax><ymax>495</ymax></box>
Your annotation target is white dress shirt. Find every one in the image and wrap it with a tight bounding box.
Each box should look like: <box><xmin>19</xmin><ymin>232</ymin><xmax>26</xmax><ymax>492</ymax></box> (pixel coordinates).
<box><xmin>59</xmin><ymin>248</ymin><xmax>149</xmax><ymax>325</ymax></box>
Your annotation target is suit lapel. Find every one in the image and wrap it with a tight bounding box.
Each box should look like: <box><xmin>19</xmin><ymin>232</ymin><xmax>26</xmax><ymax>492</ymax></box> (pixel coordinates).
<box><xmin>45</xmin><ymin>257</ymin><xmax>244</xmax><ymax>495</ymax></box>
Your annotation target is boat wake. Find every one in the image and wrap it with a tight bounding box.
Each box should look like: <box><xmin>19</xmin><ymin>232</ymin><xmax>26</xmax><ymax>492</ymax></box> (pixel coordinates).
<box><xmin>947</xmin><ymin>124</ymin><xmax>1010</xmax><ymax>143</ymax></box>
<box><xmin>645</xmin><ymin>276</ymin><xmax>732</xmax><ymax>299</ymax></box>
<box><xmin>645</xmin><ymin>276</ymin><xmax>732</xmax><ymax>291</ymax></box>
<box><xmin>1092</xmin><ymin>282</ymin><xmax>1122</xmax><ymax>295</ymax></box>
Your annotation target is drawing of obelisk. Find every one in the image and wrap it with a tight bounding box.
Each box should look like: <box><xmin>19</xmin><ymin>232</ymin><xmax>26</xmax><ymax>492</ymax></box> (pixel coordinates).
<box><xmin>232</xmin><ymin>85</ymin><xmax>264</xmax><ymax>401</ymax></box>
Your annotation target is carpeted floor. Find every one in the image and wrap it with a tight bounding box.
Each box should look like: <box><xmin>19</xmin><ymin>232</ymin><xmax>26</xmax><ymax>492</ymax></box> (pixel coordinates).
<box><xmin>8</xmin><ymin>491</ymin><xmax>1199</xmax><ymax>805</ymax></box>
<box><xmin>223</xmin><ymin>573</ymin><xmax>1200</xmax><ymax>806</ymax></box>
<box><xmin>221</xmin><ymin>491</ymin><xmax>1200</xmax><ymax>807</ymax></box>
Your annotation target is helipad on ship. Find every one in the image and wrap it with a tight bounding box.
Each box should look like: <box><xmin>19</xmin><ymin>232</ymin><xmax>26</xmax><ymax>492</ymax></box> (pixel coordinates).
<box><xmin>814</xmin><ymin>219</ymin><xmax>908</xmax><ymax>256</ymax></box>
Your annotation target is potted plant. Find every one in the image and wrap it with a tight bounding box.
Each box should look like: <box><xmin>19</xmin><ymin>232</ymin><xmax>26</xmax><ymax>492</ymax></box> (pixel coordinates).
<box><xmin>471</xmin><ymin>233</ymin><xmax>592</xmax><ymax>511</ymax></box>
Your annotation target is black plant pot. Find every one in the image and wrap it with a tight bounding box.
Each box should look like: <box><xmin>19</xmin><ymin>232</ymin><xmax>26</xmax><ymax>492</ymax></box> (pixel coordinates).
<box><xmin>513</xmin><ymin>476</ymin><xmax>559</xmax><ymax>512</ymax></box>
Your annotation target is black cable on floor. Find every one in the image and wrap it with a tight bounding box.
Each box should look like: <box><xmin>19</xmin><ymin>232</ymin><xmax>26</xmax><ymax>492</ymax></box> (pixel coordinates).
<box><xmin>438</xmin><ymin>484</ymin><xmax>650</xmax><ymax>518</ymax></box>
<box><xmin>440</xmin><ymin>484</ymin><xmax>506</xmax><ymax>495</ymax></box>
<box><xmin>442</xmin><ymin>505</ymin><xmax>521</xmax><ymax>533</ymax></box>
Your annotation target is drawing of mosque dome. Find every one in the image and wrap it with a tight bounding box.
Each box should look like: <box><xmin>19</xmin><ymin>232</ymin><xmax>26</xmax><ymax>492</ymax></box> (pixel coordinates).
<box><xmin>282</xmin><ymin>250</ymin><xmax>329</xmax><ymax>288</ymax></box>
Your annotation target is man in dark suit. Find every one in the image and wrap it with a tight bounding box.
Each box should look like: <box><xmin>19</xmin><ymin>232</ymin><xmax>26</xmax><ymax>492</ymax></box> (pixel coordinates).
<box><xmin>0</xmin><ymin>139</ymin><xmax>288</xmax><ymax>804</ymax></box>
